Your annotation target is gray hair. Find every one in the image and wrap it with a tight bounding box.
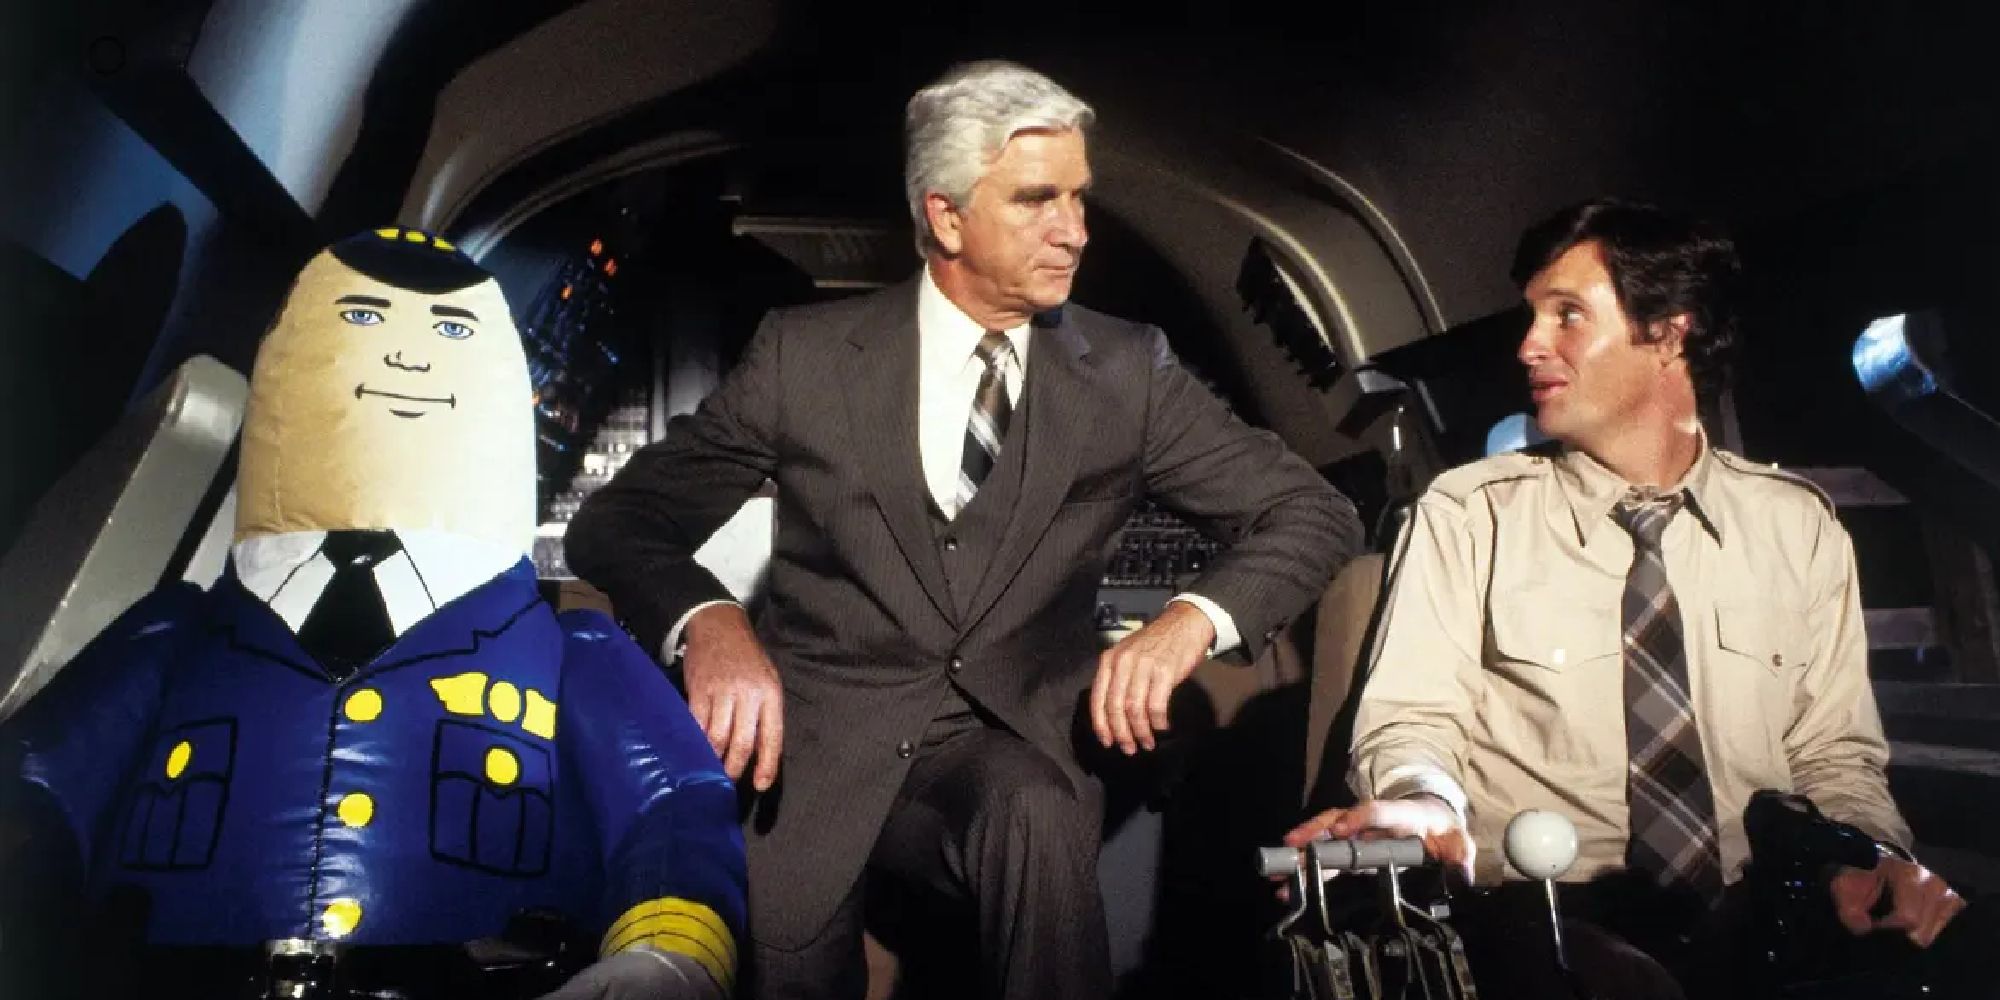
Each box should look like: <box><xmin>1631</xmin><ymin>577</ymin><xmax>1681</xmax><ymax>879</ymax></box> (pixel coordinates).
<box><xmin>904</xmin><ymin>60</ymin><xmax>1095</xmax><ymax>256</ymax></box>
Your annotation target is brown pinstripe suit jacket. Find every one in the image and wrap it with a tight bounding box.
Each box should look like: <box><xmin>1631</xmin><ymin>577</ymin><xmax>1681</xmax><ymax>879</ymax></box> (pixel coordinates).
<box><xmin>565</xmin><ymin>277</ymin><xmax>1360</xmax><ymax>950</ymax></box>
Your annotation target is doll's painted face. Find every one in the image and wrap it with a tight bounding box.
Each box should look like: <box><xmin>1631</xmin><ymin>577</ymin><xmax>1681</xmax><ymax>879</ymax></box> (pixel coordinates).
<box><xmin>310</xmin><ymin>261</ymin><xmax>514</xmax><ymax>424</ymax></box>
<box><xmin>236</xmin><ymin>232</ymin><xmax>535</xmax><ymax>551</ymax></box>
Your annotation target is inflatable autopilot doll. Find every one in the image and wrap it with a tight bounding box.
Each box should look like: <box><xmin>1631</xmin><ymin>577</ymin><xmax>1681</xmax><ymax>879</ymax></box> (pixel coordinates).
<box><xmin>0</xmin><ymin>228</ymin><xmax>745</xmax><ymax>1000</ymax></box>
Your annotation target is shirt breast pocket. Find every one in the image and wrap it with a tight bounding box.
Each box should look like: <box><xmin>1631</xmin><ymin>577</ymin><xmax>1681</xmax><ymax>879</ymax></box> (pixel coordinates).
<box><xmin>1709</xmin><ymin>601</ymin><xmax>1806</xmax><ymax>767</ymax></box>
<box><xmin>1484</xmin><ymin>595</ymin><xmax>1622</xmax><ymax>765</ymax></box>
<box><xmin>430</xmin><ymin>720</ymin><xmax>554</xmax><ymax>877</ymax></box>
<box><xmin>118</xmin><ymin>718</ymin><xmax>237</xmax><ymax>871</ymax></box>
<box><xmin>1488</xmin><ymin>597</ymin><xmax>1622</xmax><ymax>674</ymax></box>
<box><xmin>1713</xmin><ymin>602</ymin><xmax>1807</xmax><ymax>678</ymax></box>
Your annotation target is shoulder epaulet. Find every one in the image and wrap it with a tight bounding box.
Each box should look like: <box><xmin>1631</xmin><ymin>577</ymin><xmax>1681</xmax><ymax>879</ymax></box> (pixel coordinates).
<box><xmin>1710</xmin><ymin>450</ymin><xmax>1836</xmax><ymax>514</ymax></box>
<box><xmin>1424</xmin><ymin>448</ymin><xmax>1557</xmax><ymax>504</ymax></box>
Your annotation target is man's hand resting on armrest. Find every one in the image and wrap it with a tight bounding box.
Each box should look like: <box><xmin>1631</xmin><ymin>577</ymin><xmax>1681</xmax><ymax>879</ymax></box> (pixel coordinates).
<box><xmin>1283</xmin><ymin>796</ymin><xmax>1476</xmax><ymax>882</ymax></box>
<box><xmin>1090</xmin><ymin>600</ymin><xmax>1215</xmax><ymax>755</ymax></box>
<box><xmin>682</xmin><ymin>603</ymin><xmax>784</xmax><ymax>792</ymax></box>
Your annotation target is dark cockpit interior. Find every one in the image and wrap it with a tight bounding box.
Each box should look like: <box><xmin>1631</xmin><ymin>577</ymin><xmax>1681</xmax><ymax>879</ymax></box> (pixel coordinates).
<box><xmin>4</xmin><ymin>2</ymin><xmax>2000</xmax><ymax>997</ymax></box>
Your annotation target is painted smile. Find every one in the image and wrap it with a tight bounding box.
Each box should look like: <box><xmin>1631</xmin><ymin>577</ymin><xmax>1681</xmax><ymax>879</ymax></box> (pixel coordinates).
<box><xmin>355</xmin><ymin>384</ymin><xmax>456</xmax><ymax>419</ymax></box>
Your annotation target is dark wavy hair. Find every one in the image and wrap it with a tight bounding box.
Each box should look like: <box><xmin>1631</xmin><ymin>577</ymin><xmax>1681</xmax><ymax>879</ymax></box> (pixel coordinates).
<box><xmin>1510</xmin><ymin>198</ymin><xmax>1742</xmax><ymax>406</ymax></box>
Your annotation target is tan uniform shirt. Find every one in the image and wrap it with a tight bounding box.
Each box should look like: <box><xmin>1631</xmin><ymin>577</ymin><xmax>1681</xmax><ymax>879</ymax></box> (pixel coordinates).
<box><xmin>1349</xmin><ymin>442</ymin><xmax>1910</xmax><ymax>885</ymax></box>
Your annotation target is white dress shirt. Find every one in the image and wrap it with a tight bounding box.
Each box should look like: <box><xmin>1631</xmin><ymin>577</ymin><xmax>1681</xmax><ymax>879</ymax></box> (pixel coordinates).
<box><xmin>665</xmin><ymin>267</ymin><xmax>1240</xmax><ymax>655</ymax></box>
<box><xmin>916</xmin><ymin>267</ymin><xmax>1031</xmax><ymax>517</ymax></box>
<box><xmin>233</xmin><ymin>529</ymin><xmax>521</xmax><ymax>637</ymax></box>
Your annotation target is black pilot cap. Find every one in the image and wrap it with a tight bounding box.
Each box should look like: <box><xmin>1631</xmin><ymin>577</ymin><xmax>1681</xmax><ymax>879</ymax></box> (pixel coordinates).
<box><xmin>328</xmin><ymin>227</ymin><xmax>491</xmax><ymax>294</ymax></box>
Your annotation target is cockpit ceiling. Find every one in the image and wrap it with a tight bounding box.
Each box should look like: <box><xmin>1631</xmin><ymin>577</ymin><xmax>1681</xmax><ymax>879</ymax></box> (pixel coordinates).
<box><xmin>351</xmin><ymin>0</ymin><xmax>2000</xmax><ymax>331</ymax></box>
<box><xmin>23</xmin><ymin>0</ymin><xmax>1999</xmax><ymax>361</ymax></box>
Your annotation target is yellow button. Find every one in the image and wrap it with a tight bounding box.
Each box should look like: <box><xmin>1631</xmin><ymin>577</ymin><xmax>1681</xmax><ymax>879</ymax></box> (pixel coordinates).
<box><xmin>165</xmin><ymin>740</ymin><xmax>192</xmax><ymax>780</ymax></box>
<box><xmin>336</xmin><ymin>793</ymin><xmax>375</xmax><ymax>828</ymax></box>
<box><xmin>345</xmin><ymin>689</ymin><xmax>383</xmax><ymax>723</ymax></box>
<box><xmin>321</xmin><ymin>898</ymin><xmax>363</xmax><ymax>937</ymax></box>
<box><xmin>485</xmin><ymin>747</ymin><xmax>520</xmax><ymax>786</ymax></box>
<box><xmin>488</xmin><ymin>681</ymin><xmax>522</xmax><ymax>723</ymax></box>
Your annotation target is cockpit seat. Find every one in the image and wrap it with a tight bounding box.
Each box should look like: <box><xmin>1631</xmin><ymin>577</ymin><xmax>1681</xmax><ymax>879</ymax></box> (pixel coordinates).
<box><xmin>0</xmin><ymin>355</ymin><xmax>245</xmax><ymax>723</ymax></box>
<box><xmin>1301</xmin><ymin>550</ymin><xmax>1391</xmax><ymax>810</ymax></box>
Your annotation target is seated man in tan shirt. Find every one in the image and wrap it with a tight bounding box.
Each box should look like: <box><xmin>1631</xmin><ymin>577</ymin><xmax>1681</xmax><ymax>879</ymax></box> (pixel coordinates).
<box><xmin>1286</xmin><ymin>198</ymin><xmax>1967</xmax><ymax>995</ymax></box>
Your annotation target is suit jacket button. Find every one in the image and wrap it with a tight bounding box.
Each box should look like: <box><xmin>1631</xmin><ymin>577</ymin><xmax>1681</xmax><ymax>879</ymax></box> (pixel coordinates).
<box><xmin>949</xmin><ymin>657</ymin><xmax>964</xmax><ymax>674</ymax></box>
<box><xmin>896</xmin><ymin>740</ymin><xmax>915</xmax><ymax>759</ymax></box>
<box><xmin>943</xmin><ymin>537</ymin><xmax>959</xmax><ymax>552</ymax></box>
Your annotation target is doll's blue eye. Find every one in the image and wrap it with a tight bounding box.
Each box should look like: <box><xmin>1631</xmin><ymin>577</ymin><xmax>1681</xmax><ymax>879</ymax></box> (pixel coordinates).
<box><xmin>434</xmin><ymin>320</ymin><xmax>475</xmax><ymax>340</ymax></box>
<box><xmin>341</xmin><ymin>308</ymin><xmax>385</xmax><ymax>326</ymax></box>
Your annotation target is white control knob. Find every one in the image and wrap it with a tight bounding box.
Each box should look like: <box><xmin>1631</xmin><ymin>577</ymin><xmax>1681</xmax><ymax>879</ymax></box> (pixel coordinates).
<box><xmin>1504</xmin><ymin>809</ymin><xmax>1579</xmax><ymax>880</ymax></box>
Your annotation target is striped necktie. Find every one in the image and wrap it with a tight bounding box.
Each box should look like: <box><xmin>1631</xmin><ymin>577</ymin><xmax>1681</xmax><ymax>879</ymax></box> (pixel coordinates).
<box><xmin>951</xmin><ymin>331</ymin><xmax>1015</xmax><ymax>518</ymax></box>
<box><xmin>1612</xmin><ymin>488</ymin><xmax>1723</xmax><ymax>900</ymax></box>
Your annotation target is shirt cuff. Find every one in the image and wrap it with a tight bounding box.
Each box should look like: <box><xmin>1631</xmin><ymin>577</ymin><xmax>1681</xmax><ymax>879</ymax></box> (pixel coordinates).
<box><xmin>1373</xmin><ymin>765</ymin><xmax>1470</xmax><ymax>826</ymax></box>
<box><xmin>661</xmin><ymin>600</ymin><xmax>741</xmax><ymax>663</ymax></box>
<box><xmin>1826</xmin><ymin>812</ymin><xmax>1914</xmax><ymax>862</ymax></box>
<box><xmin>1167</xmin><ymin>593</ymin><xmax>1239</xmax><ymax>655</ymax></box>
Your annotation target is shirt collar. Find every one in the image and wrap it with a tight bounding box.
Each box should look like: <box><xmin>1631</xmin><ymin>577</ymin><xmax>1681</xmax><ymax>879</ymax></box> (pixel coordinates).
<box><xmin>232</xmin><ymin>528</ymin><xmax>521</xmax><ymax>612</ymax></box>
<box><xmin>1550</xmin><ymin>429</ymin><xmax>1724</xmax><ymax>547</ymax></box>
<box><xmin>918</xmin><ymin>265</ymin><xmax>1031</xmax><ymax>373</ymax></box>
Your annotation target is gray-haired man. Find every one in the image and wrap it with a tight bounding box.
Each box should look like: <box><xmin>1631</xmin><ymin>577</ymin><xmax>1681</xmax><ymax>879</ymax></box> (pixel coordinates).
<box><xmin>567</xmin><ymin>60</ymin><xmax>1359</xmax><ymax>999</ymax></box>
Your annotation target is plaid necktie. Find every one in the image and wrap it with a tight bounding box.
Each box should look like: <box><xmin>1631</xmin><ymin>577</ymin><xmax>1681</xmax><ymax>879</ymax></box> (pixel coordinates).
<box><xmin>1612</xmin><ymin>488</ymin><xmax>1723</xmax><ymax>900</ymax></box>
<box><xmin>951</xmin><ymin>332</ymin><xmax>1014</xmax><ymax>517</ymax></box>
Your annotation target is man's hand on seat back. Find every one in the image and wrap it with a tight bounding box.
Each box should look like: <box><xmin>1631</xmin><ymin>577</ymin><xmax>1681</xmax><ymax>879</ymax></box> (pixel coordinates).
<box><xmin>1090</xmin><ymin>600</ymin><xmax>1213</xmax><ymax>755</ymax></box>
<box><xmin>1828</xmin><ymin>855</ymin><xmax>1965</xmax><ymax>948</ymax></box>
<box><xmin>682</xmin><ymin>603</ymin><xmax>784</xmax><ymax>792</ymax></box>
<box><xmin>1282</xmin><ymin>797</ymin><xmax>1476</xmax><ymax>882</ymax></box>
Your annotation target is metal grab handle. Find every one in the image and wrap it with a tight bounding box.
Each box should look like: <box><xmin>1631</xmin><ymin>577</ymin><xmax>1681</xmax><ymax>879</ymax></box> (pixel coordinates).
<box><xmin>1259</xmin><ymin>837</ymin><xmax>1428</xmax><ymax>877</ymax></box>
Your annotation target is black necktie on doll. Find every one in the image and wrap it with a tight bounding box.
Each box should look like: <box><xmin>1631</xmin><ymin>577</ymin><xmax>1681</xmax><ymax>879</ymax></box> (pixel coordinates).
<box><xmin>296</xmin><ymin>529</ymin><xmax>404</xmax><ymax>680</ymax></box>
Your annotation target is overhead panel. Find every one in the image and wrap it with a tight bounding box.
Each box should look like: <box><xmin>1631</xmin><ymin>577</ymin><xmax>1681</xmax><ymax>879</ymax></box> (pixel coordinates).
<box><xmin>729</xmin><ymin>216</ymin><xmax>910</xmax><ymax>290</ymax></box>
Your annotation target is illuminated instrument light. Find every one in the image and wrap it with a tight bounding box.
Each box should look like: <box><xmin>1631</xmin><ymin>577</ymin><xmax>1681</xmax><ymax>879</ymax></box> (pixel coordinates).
<box><xmin>1852</xmin><ymin>313</ymin><xmax>1936</xmax><ymax>396</ymax></box>
<box><xmin>589</xmin><ymin>238</ymin><xmax>604</xmax><ymax>256</ymax></box>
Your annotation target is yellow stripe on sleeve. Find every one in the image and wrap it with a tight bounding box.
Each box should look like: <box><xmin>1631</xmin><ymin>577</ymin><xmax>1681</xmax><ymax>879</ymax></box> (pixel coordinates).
<box><xmin>600</xmin><ymin>897</ymin><xmax>736</xmax><ymax>993</ymax></box>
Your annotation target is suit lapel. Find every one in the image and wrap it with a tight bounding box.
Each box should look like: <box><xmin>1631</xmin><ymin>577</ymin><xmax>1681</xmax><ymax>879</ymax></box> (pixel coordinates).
<box><xmin>839</xmin><ymin>280</ymin><xmax>956</xmax><ymax>626</ymax></box>
<box><xmin>961</xmin><ymin>314</ymin><xmax>1093</xmax><ymax>631</ymax></box>
<box><xmin>211</xmin><ymin>569</ymin><xmax>328</xmax><ymax>682</ymax></box>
